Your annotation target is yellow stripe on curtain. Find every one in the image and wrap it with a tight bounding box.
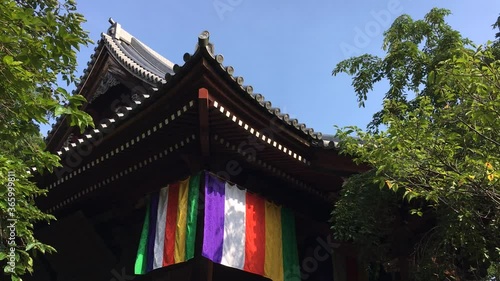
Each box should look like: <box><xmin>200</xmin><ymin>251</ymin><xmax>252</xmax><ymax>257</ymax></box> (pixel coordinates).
<box><xmin>174</xmin><ymin>179</ymin><xmax>189</xmax><ymax>263</ymax></box>
<box><xmin>264</xmin><ymin>201</ymin><xmax>283</xmax><ymax>281</ymax></box>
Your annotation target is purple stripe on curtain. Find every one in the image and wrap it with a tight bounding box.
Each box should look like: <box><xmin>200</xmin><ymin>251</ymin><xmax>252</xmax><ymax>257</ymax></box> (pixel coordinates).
<box><xmin>146</xmin><ymin>192</ymin><xmax>159</xmax><ymax>272</ymax></box>
<box><xmin>202</xmin><ymin>173</ymin><xmax>226</xmax><ymax>263</ymax></box>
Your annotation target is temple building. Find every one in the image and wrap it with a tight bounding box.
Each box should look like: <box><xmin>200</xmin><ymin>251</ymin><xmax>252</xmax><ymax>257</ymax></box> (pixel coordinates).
<box><xmin>31</xmin><ymin>19</ymin><xmax>367</xmax><ymax>281</ymax></box>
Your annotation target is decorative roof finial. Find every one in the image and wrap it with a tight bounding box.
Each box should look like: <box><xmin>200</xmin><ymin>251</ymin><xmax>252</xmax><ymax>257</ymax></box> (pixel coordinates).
<box><xmin>197</xmin><ymin>30</ymin><xmax>215</xmax><ymax>55</ymax></box>
<box><xmin>108</xmin><ymin>18</ymin><xmax>116</xmax><ymax>25</ymax></box>
<box><xmin>198</xmin><ymin>30</ymin><xmax>210</xmax><ymax>47</ymax></box>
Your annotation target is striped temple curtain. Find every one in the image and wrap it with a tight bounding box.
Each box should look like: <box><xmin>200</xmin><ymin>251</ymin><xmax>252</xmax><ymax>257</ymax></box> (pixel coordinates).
<box><xmin>202</xmin><ymin>173</ymin><xmax>300</xmax><ymax>281</ymax></box>
<box><xmin>134</xmin><ymin>174</ymin><xmax>200</xmax><ymax>274</ymax></box>
<box><xmin>134</xmin><ymin>172</ymin><xmax>301</xmax><ymax>281</ymax></box>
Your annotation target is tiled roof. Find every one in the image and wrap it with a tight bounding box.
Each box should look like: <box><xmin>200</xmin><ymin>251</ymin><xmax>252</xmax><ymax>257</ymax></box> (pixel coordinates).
<box><xmin>45</xmin><ymin>18</ymin><xmax>174</xmax><ymax>142</ymax></box>
<box><xmin>52</xmin><ymin>23</ymin><xmax>335</xmax><ymax>155</ymax></box>
<box><xmin>312</xmin><ymin>134</ymin><xmax>339</xmax><ymax>149</ymax></box>
<box><xmin>102</xmin><ymin>19</ymin><xmax>174</xmax><ymax>84</ymax></box>
<box><xmin>168</xmin><ymin>30</ymin><xmax>325</xmax><ymax>141</ymax></box>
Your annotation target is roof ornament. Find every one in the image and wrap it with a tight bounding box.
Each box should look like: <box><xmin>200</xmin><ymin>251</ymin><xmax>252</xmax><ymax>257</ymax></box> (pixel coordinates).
<box><xmin>183</xmin><ymin>53</ymin><xmax>192</xmax><ymax>62</ymax></box>
<box><xmin>107</xmin><ymin>18</ymin><xmax>117</xmax><ymax>36</ymax></box>
<box><xmin>197</xmin><ymin>30</ymin><xmax>215</xmax><ymax>56</ymax></box>
<box><xmin>225</xmin><ymin>66</ymin><xmax>234</xmax><ymax>75</ymax></box>
<box><xmin>198</xmin><ymin>30</ymin><xmax>210</xmax><ymax>45</ymax></box>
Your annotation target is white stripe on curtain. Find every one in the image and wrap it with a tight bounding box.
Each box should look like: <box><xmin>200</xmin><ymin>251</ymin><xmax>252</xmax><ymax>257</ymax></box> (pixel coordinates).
<box><xmin>221</xmin><ymin>183</ymin><xmax>246</xmax><ymax>269</ymax></box>
<box><xmin>153</xmin><ymin>186</ymin><xmax>169</xmax><ymax>269</ymax></box>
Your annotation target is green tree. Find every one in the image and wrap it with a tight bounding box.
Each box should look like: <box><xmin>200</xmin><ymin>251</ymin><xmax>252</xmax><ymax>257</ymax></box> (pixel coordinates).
<box><xmin>0</xmin><ymin>0</ymin><xmax>93</xmax><ymax>280</ymax></box>
<box><xmin>331</xmin><ymin>8</ymin><xmax>500</xmax><ymax>280</ymax></box>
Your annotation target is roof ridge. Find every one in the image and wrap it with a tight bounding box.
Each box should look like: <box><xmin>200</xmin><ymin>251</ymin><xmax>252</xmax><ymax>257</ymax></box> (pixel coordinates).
<box><xmin>178</xmin><ymin>31</ymin><xmax>325</xmax><ymax>141</ymax></box>
<box><xmin>107</xmin><ymin>19</ymin><xmax>175</xmax><ymax>70</ymax></box>
<box><xmin>101</xmin><ymin>32</ymin><xmax>165</xmax><ymax>83</ymax></box>
<box><xmin>131</xmin><ymin>37</ymin><xmax>175</xmax><ymax>70</ymax></box>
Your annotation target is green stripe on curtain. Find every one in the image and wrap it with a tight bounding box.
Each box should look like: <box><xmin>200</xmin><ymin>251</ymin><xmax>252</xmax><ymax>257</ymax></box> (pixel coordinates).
<box><xmin>281</xmin><ymin>207</ymin><xmax>301</xmax><ymax>281</ymax></box>
<box><xmin>134</xmin><ymin>198</ymin><xmax>151</xmax><ymax>275</ymax></box>
<box><xmin>185</xmin><ymin>173</ymin><xmax>200</xmax><ymax>259</ymax></box>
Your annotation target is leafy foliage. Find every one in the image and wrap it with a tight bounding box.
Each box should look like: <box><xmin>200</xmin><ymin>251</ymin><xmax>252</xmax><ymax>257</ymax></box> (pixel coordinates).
<box><xmin>331</xmin><ymin>8</ymin><xmax>500</xmax><ymax>280</ymax></box>
<box><xmin>333</xmin><ymin>8</ymin><xmax>470</xmax><ymax>131</ymax></box>
<box><xmin>0</xmin><ymin>0</ymin><xmax>93</xmax><ymax>280</ymax></box>
<box><xmin>331</xmin><ymin>171</ymin><xmax>402</xmax><ymax>263</ymax></box>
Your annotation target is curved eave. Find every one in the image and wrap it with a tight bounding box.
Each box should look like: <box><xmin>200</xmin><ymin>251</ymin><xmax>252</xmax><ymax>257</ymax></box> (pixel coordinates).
<box><xmin>167</xmin><ymin>31</ymin><xmax>326</xmax><ymax>144</ymax></box>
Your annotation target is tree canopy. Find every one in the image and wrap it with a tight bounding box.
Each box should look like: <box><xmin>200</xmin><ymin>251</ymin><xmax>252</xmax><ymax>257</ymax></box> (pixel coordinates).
<box><xmin>0</xmin><ymin>0</ymin><xmax>93</xmax><ymax>280</ymax></box>
<box><xmin>331</xmin><ymin>8</ymin><xmax>500</xmax><ymax>280</ymax></box>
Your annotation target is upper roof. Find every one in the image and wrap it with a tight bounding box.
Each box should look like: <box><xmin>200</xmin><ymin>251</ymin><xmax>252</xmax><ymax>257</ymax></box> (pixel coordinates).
<box><xmin>48</xmin><ymin>20</ymin><xmax>338</xmax><ymax>154</ymax></box>
<box><xmin>45</xmin><ymin>19</ymin><xmax>175</xmax><ymax>142</ymax></box>
<box><xmin>102</xmin><ymin>18</ymin><xmax>174</xmax><ymax>84</ymax></box>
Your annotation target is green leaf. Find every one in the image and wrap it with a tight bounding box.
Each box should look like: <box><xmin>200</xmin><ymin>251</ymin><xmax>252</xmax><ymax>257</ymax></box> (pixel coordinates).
<box><xmin>25</xmin><ymin>242</ymin><xmax>41</xmax><ymax>251</ymax></box>
<box><xmin>3</xmin><ymin>55</ymin><xmax>13</xmax><ymax>64</ymax></box>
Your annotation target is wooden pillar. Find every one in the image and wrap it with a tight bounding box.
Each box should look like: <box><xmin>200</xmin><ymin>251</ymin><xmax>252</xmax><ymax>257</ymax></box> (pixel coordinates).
<box><xmin>198</xmin><ymin>88</ymin><xmax>211</xmax><ymax>168</ymax></box>
<box><xmin>190</xmin><ymin>257</ymin><xmax>214</xmax><ymax>281</ymax></box>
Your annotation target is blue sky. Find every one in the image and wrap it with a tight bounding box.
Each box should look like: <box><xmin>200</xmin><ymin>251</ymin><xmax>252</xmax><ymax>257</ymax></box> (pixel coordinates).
<box><xmin>51</xmin><ymin>0</ymin><xmax>500</xmax><ymax>136</ymax></box>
